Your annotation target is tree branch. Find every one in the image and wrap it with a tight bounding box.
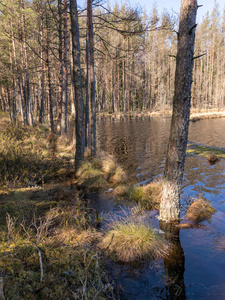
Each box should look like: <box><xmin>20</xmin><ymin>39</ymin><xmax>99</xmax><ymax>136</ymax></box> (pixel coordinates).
<box><xmin>193</xmin><ymin>53</ymin><xmax>206</xmax><ymax>60</ymax></box>
<box><xmin>189</xmin><ymin>24</ymin><xmax>197</xmax><ymax>34</ymax></box>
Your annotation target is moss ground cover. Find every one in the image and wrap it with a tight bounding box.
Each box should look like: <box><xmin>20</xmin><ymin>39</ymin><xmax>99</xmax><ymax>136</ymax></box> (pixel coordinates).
<box><xmin>186</xmin><ymin>143</ymin><xmax>225</xmax><ymax>160</ymax></box>
<box><xmin>0</xmin><ymin>119</ymin><xmax>116</xmax><ymax>299</ymax></box>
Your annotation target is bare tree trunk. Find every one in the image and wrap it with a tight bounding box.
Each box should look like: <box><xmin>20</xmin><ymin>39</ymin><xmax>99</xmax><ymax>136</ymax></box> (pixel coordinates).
<box><xmin>85</xmin><ymin>27</ymin><xmax>90</xmax><ymax>148</ymax></box>
<box><xmin>46</xmin><ymin>11</ymin><xmax>54</xmax><ymax>133</ymax></box>
<box><xmin>87</xmin><ymin>0</ymin><xmax>96</xmax><ymax>156</ymax></box>
<box><xmin>57</xmin><ymin>0</ymin><xmax>63</xmax><ymax>132</ymax></box>
<box><xmin>61</xmin><ymin>0</ymin><xmax>68</xmax><ymax>134</ymax></box>
<box><xmin>21</xmin><ymin>0</ymin><xmax>33</xmax><ymax>127</ymax></box>
<box><xmin>70</xmin><ymin>0</ymin><xmax>85</xmax><ymax>170</ymax></box>
<box><xmin>160</xmin><ymin>0</ymin><xmax>198</xmax><ymax>222</ymax></box>
<box><xmin>9</xmin><ymin>49</ymin><xmax>17</xmax><ymax>124</ymax></box>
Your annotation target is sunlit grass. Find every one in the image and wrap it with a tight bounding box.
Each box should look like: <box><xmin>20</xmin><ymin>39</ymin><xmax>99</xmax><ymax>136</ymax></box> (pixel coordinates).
<box><xmin>185</xmin><ymin>197</ymin><xmax>216</xmax><ymax>223</ymax></box>
<box><xmin>0</xmin><ymin>124</ymin><xmax>75</xmax><ymax>189</ymax></box>
<box><xmin>129</xmin><ymin>180</ymin><xmax>162</xmax><ymax>210</ymax></box>
<box><xmin>76</xmin><ymin>153</ymin><xmax>127</xmax><ymax>190</ymax></box>
<box><xmin>99</xmin><ymin>217</ymin><xmax>168</xmax><ymax>262</ymax></box>
<box><xmin>186</xmin><ymin>144</ymin><xmax>225</xmax><ymax>159</ymax></box>
<box><xmin>0</xmin><ymin>184</ymin><xmax>114</xmax><ymax>299</ymax></box>
<box><xmin>113</xmin><ymin>184</ymin><xmax>130</xmax><ymax>197</ymax></box>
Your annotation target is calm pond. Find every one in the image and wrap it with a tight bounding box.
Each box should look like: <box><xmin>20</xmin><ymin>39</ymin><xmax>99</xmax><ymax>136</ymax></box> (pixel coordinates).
<box><xmin>94</xmin><ymin>116</ymin><xmax>225</xmax><ymax>299</ymax></box>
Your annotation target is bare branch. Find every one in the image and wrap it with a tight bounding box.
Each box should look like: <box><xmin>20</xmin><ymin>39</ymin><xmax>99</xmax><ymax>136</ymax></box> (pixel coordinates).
<box><xmin>189</xmin><ymin>24</ymin><xmax>197</xmax><ymax>34</ymax></box>
<box><xmin>193</xmin><ymin>53</ymin><xmax>206</xmax><ymax>60</ymax></box>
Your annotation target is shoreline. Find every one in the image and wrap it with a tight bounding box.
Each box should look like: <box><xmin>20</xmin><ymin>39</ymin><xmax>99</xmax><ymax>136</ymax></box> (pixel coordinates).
<box><xmin>97</xmin><ymin>110</ymin><xmax>225</xmax><ymax>122</ymax></box>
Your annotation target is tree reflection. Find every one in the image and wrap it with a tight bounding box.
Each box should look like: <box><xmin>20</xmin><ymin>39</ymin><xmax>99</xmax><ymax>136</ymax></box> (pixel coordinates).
<box><xmin>160</xmin><ymin>221</ymin><xmax>186</xmax><ymax>300</ymax></box>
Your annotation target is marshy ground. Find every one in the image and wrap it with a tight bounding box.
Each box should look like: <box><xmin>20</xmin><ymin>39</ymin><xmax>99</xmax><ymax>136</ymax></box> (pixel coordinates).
<box><xmin>0</xmin><ymin>112</ymin><xmax>220</xmax><ymax>299</ymax></box>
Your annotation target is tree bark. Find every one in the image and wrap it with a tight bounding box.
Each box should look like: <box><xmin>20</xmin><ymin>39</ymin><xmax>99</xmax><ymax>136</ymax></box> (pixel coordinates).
<box><xmin>160</xmin><ymin>0</ymin><xmax>198</xmax><ymax>222</ymax></box>
<box><xmin>46</xmin><ymin>10</ymin><xmax>54</xmax><ymax>133</ymax></box>
<box><xmin>21</xmin><ymin>0</ymin><xmax>33</xmax><ymax>127</ymax></box>
<box><xmin>57</xmin><ymin>0</ymin><xmax>63</xmax><ymax>132</ymax></box>
<box><xmin>85</xmin><ymin>27</ymin><xmax>90</xmax><ymax>148</ymax></box>
<box><xmin>87</xmin><ymin>0</ymin><xmax>96</xmax><ymax>156</ymax></box>
<box><xmin>70</xmin><ymin>0</ymin><xmax>85</xmax><ymax>170</ymax></box>
<box><xmin>61</xmin><ymin>0</ymin><xmax>68</xmax><ymax>135</ymax></box>
<box><xmin>39</xmin><ymin>14</ymin><xmax>45</xmax><ymax>124</ymax></box>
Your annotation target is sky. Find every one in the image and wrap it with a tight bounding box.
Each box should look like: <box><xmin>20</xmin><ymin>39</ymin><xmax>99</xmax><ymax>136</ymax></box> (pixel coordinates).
<box><xmin>128</xmin><ymin>0</ymin><xmax>225</xmax><ymax>22</ymax></box>
<box><xmin>78</xmin><ymin>0</ymin><xmax>225</xmax><ymax>22</ymax></box>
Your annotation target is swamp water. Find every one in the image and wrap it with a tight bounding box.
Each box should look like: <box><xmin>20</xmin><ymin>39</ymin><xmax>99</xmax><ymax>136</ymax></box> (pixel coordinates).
<box><xmin>92</xmin><ymin>116</ymin><xmax>225</xmax><ymax>299</ymax></box>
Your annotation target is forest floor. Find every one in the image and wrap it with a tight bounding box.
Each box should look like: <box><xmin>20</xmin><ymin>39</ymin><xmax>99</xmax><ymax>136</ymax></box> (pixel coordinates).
<box><xmin>0</xmin><ymin>110</ymin><xmax>222</xmax><ymax>299</ymax></box>
<box><xmin>0</xmin><ymin>112</ymin><xmax>117</xmax><ymax>300</ymax></box>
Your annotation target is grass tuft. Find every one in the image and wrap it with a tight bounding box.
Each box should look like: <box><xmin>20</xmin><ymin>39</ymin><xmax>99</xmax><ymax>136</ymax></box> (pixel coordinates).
<box><xmin>185</xmin><ymin>197</ymin><xmax>216</xmax><ymax>223</ymax></box>
<box><xmin>99</xmin><ymin>218</ymin><xmax>168</xmax><ymax>262</ymax></box>
<box><xmin>109</xmin><ymin>166</ymin><xmax>127</xmax><ymax>184</ymax></box>
<box><xmin>113</xmin><ymin>185</ymin><xmax>130</xmax><ymax>197</ymax></box>
<box><xmin>207</xmin><ymin>153</ymin><xmax>220</xmax><ymax>164</ymax></box>
<box><xmin>76</xmin><ymin>153</ymin><xmax>127</xmax><ymax>191</ymax></box>
<box><xmin>129</xmin><ymin>180</ymin><xmax>162</xmax><ymax>210</ymax></box>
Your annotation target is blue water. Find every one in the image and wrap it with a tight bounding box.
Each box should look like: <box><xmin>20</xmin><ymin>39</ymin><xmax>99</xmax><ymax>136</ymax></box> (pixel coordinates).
<box><xmin>95</xmin><ymin>116</ymin><xmax>225</xmax><ymax>299</ymax></box>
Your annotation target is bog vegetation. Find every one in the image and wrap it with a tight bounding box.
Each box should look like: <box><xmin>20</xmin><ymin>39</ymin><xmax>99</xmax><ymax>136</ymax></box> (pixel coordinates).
<box><xmin>0</xmin><ymin>116</ymin><xmax>171</xmax><ymax>298</ymax></box>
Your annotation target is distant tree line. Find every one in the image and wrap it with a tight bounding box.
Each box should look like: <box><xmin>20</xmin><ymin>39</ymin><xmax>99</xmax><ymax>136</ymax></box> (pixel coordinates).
<box><xmin>0</xmin><ymin>0</ymin><xmax>224</xmax><ymax>131</ymax></box>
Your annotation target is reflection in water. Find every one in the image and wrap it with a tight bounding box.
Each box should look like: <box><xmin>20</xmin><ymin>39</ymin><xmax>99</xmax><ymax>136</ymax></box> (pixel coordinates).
<box><xmin>96</xmin><ymin>116</ymin><xmax>225</xmax><ymax>299</ymax></box>
<box><xmin>160</xmin><ymin>221</ymin><xmax>186</xmax><ymax>300</ymax></box>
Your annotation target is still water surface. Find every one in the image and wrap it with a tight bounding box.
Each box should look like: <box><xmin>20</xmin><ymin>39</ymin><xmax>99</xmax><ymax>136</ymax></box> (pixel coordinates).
<box><xmin>95</xmin><ymin>116</ymin><xmax>225</xmax><ymax>299</ymax></box>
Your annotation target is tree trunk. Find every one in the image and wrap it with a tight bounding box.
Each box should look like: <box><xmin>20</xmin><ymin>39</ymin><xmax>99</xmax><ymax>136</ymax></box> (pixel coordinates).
<box><xmin>57</xmin><ymin>0</ymin><xmax>63</xmax><ymax>132</ymax></box>
<box><xmin>21</xmin><ymin>0</ymin><xmax>33</xmax><ymax>127</ymax></box>
<box><xmin>70</xmin><ymin>0</ymin><xmax>85</xmax><ymax>170</ymax></box>
<box><xmin>61</xmin><ymin>0</ymin><xmax>68</xmax><ymax>135</ymax></box>
<box><xmin>85</xmin><ymin>27</ymin><xmax>90</xmax><ymax>148</ymax></box>
<box><xmin>87</xmin><ymin>0</ymin><xmax>96</xmax><ymax>156</ymax></box>
<box><xmin>46</xmin><ymin>12</ymin><xmax>54</xmax><ymax>133</ymax></box>
<box><xmin>159</xmin><ymin>0</ymin><xmax>198</xmax><ymax>222</ymax></box>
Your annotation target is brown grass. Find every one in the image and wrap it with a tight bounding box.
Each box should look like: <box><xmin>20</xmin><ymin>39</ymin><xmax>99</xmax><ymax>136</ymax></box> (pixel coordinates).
<box><xmin>99</xmin><ymin>218</ymin><xmax>168</xmax><ymax>262</ymax></box>
<box><xmin>207</xmin><ymin>153</ymin><xmax>220</xmax><ymax>164</ymax></box>
<box><xmin>76</xmin><ymin>153</ymin><xmax>127</xmax><ymax>190</ymax></box>
<box><xmin>109</xmin><ymin>166</ymin><xmax>127</xmax><ymax>184</ymax></box>
<box><xmin>129</xmin><ymin>180</ymin><xmax>162</xmax><ymax>210</ymax></box>
<box><xmin>113</xmin><ymin>185</ymin><xmax>130</xmax><ymax>197</ymax></box>
<box><xmin>185</xmin><ymin>197</ymin><xmax>216</xmax><ymax>223</ymax></box>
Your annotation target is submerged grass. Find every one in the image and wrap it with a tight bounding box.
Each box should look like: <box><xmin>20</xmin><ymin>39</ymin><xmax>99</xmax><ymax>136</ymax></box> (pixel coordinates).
<box><xmin>99</xmin><ymin>217</ymin><xmax>168</xmax><ymax>262</ymax></box>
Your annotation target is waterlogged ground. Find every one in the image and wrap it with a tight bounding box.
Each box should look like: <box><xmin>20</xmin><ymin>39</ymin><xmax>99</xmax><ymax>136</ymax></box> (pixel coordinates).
<box><xmin>95</xmin><ymin>116</ymin><xmax>225</xmax><ymax>299</ymax></box>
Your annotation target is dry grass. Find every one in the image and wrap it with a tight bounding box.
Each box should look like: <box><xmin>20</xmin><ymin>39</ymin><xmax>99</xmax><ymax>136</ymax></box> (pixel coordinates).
<box><xmin>113</xmin><ymin>185</ymin><xmax>130</xmax><ymax>197</ymax></box>
<box><xmin>185</xmin><ymin>197</ymin><xmax>216</xmax><ymax>223</ymax></box>
<box><xmin>207</xmin><ymin>153</ymin><xmax>220</xmax><ymax>164</ymax></box>
<box><xmin>129</xmin><ymin>180</ymin><xmax>162</xmax><ymax>210</ymax></box>
<box><xmin>0</xmin><ymin>185</ymin><xmax>115</xmax><ymax>299</ymax></box>
<box><xmin>99</xmin><ymin>218</ymin><xmax>168</xmax><ymax>262</ymax></box>
<box><xmin>109</xmin><ymin>166</ymin><xmax>127</xmax><ymax>184</ymax></box>
<box><xmin>101</xmin><ymin>154</ymin><xmax>117</xmax><ymax>176</ymax></box>
<box><xmin>76</xmin><ymin>153</ymin><xmax>127</xmax><ymax>190</ymax></box>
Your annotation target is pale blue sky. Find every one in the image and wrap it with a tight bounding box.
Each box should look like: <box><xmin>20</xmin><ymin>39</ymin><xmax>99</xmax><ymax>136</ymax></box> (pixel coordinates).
<box><xmin>78</xmin><ymin>0</ymin><xmax>225</xmax><ymax>22</ymax></box>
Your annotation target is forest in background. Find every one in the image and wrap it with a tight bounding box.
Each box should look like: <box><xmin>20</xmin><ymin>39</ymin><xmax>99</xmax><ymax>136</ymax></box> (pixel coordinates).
<box><xmin>0</xmin><ymin>0</ymin><xmax>224</xmax><ymax>130</ymax></box>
